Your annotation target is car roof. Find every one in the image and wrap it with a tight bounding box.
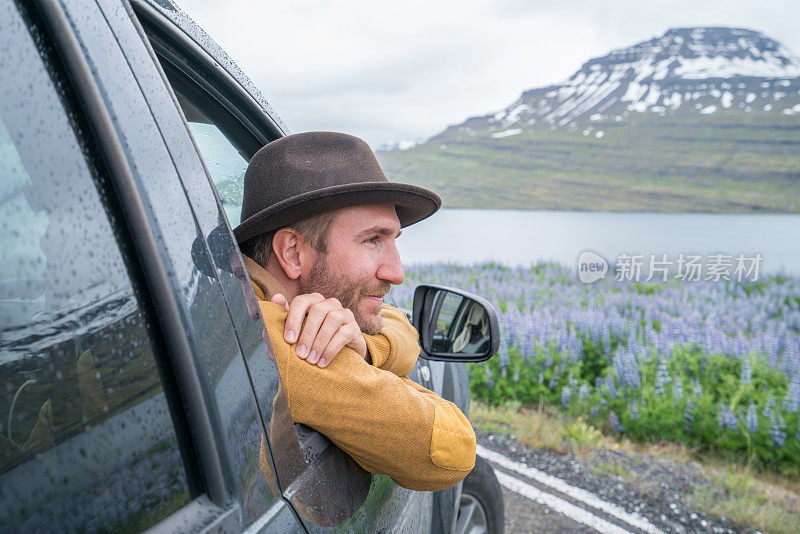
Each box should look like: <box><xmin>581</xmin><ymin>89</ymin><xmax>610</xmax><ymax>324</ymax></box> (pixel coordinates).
<box><xmin>140</xmin><ymin>0</ymin><xmax>289</xmax><ymax>136</ymax></box>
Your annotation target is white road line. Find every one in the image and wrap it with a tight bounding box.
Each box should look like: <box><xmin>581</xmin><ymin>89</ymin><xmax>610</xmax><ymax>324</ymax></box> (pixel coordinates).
<box><xmin>478</xmin><ymin>444</ymin><xmax>664</xmax><ymax>534</ymax></box>
<box><xmin>495</xmin><ymin>470</ymin><xmax>633</xmax><ymax>534</ymax></box>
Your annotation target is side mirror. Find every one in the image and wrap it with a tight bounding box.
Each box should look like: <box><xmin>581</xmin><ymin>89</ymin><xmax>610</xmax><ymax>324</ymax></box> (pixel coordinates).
<box><xmin>412</xmin><ymin>284</ymin><xmax>499</xmax><ymax>362</ymax></box>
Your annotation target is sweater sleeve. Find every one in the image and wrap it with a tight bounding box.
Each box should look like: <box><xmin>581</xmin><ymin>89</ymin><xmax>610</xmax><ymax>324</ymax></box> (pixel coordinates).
<box><xmin>259</xmin><ymin>300</ymin><xmax>476</xmax><ymax>491</ymax></box>
<box><xmin>361</xmin><ymin>304</ymin><xmax>420</xmax><ymax>377</ymax></box>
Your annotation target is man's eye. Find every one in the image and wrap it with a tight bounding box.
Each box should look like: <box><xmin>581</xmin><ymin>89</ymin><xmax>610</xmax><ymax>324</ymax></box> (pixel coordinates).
<box><xmin>364</xmin><ymin>236</ymin><xmax>379</xmax><ymax>244</ymax></box>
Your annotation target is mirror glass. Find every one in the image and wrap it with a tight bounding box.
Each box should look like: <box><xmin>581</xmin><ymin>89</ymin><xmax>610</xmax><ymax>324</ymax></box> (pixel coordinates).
<box><xmin>427</xmin><ymin>290</ymin><xmax>492</xmax><ymax>356</ymax></box>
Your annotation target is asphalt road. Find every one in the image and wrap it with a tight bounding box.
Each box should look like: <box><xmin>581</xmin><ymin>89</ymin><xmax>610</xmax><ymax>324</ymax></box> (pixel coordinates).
<box><xmin>502</xmin><ymin>486</ymin><xmax>598</xmax><ymax>533</ymax></box>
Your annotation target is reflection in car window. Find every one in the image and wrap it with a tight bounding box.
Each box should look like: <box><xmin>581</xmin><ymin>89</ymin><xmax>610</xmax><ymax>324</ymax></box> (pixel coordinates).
<box><xmin>177</xmin><ymin>94</ymin><xmax>248</xmax><ymax>225</ymax></box>
<box><xmin>0</xmin><ymin>3</ymin><xmax>190</xmax><ymax>530</ymax></box>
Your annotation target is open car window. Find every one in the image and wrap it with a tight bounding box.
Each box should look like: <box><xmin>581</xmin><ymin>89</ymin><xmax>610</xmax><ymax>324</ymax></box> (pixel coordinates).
<box><xmin>133</xmin><ymin>14</ymin><xmax>441</xmax><ymax>530</ymax></box>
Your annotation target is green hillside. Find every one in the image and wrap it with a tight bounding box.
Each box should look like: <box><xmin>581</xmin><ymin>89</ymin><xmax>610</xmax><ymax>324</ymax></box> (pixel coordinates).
<box><xmin>378</xmin><ymin>26</ymin><xmax>800</xmax><ymax>213</ymax></box>
<box><xmin>377</xmin><ymin>110</ymin><xmax>800</xmax><ymax>213</ymax></box>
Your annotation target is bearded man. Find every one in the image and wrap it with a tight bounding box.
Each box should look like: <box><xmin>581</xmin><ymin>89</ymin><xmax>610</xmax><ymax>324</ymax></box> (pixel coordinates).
<box><xmin>234</xmin><ymin>131</ymin><xmax>476</xmax><ymax>491</ymax></box>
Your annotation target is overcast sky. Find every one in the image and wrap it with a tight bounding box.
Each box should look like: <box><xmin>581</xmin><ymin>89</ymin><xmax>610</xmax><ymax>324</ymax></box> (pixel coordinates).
<box><xmin>176</xmin><ymin>0</ymin><xmax>799</xmax><ymax>147</ymax></box>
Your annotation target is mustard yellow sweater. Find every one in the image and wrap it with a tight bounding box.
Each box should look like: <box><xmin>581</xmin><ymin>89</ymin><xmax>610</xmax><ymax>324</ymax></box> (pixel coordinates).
<box><xmin>244</xmin><ymin>256</ymin><xmax>476</xmax><ymax>491</ymax></box>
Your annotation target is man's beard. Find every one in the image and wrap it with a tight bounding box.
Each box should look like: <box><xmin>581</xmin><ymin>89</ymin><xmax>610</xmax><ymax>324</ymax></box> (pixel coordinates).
<box><xmin>300</xmin><ymin>254</ymin><xmax>390</xmax><ymax>335</ymax></box>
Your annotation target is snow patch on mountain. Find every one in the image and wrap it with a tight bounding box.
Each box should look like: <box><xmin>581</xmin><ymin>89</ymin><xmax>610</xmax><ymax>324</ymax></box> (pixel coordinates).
<box><xmin>375</xmin><ymin>138</ymin><xmax>425</xmax><ymax>152</ymax></box>
<box><xmin>674</xmin><ymin>55</ymin><xmax>800</xmax><ymax>79</ymax></box>
<box><xmin>490</xmin><ymin>128</ymin><xmax>522</xmax><ymax>139</ymax></box>
<box><xmin>454</xmin><ymin>27</ymin><xmax>800</xmax><ymax>139</ymax></box>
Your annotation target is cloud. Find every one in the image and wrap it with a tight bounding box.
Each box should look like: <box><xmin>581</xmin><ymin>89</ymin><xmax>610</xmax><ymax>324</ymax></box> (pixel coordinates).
<box><xmin>175</xmin><ymin>0</ymin><xmax>799</xmax><ymax>146</ymax></box>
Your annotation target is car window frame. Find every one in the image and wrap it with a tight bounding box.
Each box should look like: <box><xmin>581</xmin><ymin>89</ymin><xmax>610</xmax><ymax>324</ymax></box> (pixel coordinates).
<box><xmin>127</xmin><ymin>4</ymin><xmax>454</xmax><ymax>533</ymax></box>
<box><xmin>131</xmin><ymin>0</ymin><xmax>285</xmax><ymax>151</ymax></box>
<box><xmin>27</xmin><ymin>0</ymin><xmax>257</xmax><ymax>531</ymax></box>
<box><xmin>131</xmin><ymin>0</ymin><xmax>338</xmax><ymax>497</ymax></box>
<box><xmin>125</xmin><ymin>5</ymin><xmax>444</xmax><ymax>533</ymax></box>
<box><xmin>120</xmin><ymin>2</ymin><xmax>319</xmax><ymax>531</ymax></box>
<box><xmin>0</xmin><ymin>6</ymin><xmax>205</xmax><ymax>531</ymax></box>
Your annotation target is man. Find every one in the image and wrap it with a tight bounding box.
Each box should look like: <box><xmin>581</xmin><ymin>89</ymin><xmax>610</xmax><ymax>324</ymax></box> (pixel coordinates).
<box><xmin>233</xmin><ymin>131</ymin><xmax>476</xmax><ymax>492</ymax></box>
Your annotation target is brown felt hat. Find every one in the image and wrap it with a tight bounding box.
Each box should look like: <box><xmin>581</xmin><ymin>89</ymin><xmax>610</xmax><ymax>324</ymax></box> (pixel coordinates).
<box><xmin>233</xmin><ymin>131</ymin><xmax>441</xmax><ymax>244</ymax></box>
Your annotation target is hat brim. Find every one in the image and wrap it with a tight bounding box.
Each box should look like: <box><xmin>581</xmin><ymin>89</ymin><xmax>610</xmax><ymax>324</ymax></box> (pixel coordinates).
<box><xmin>233</xmin><ymin>182</ymin><xmax>441</xmax><ymax>244</ymax></box>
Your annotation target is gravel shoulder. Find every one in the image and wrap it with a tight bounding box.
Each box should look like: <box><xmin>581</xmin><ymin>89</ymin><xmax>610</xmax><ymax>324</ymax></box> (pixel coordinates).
<box><xmin>478</xmin><ymin>430</ymin><xmax>759</xmax><ymax>534</ymax></box>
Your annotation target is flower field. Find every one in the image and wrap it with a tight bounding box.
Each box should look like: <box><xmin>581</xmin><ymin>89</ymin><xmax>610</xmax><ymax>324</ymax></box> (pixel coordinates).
<box><xmin>391</xmin><ymin>262</ymin><xmax>800</xmax><ymax>474</ymax></box>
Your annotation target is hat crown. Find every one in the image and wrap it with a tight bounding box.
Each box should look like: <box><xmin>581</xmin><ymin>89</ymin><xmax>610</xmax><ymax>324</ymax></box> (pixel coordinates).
<box><xmin>241</xmin><ymin>131</ymin><xmax>388</xmax><ymax>224</ymax></box>
<box><xmin>233</xmin><ymin>131</ymin><xmax>441</xmax><ymax>244</ymax></box>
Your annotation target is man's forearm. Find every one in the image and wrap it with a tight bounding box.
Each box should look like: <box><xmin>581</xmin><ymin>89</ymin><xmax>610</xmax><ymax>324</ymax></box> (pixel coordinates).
<box><xmin>260</xmin><ymin>300</ymin><xmax>476</xmax><ymax>491</ymax></box>
<box><xmin>362</xmin><ymin>304</ymin><xmax>420</xmax><ymax>377</ymax></box>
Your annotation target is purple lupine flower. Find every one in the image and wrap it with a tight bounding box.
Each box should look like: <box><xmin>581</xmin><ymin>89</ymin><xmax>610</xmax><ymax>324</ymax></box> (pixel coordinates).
<box><xmin>612</xmin><ymin>350</ymin><xmax>625</xmax><ymax>386</ymax></box>
<box><xmin>568</xmin><ymin>375</ymin><xmax>578</xmax><ymax>388</ymax></box>
<box><xmin>402</xmin><ymin>263</ymin><xmax>800</xmax><ymax>444</ymax></box>
<box><xmin>579</xmin><ymin>384</ymin><xmax>589</xmax><ymax>402</ymax></box>
<box><xmin>485</xmin><ymin>366</ymin><xmax>494</xmax><ymax>389</ymax></box>
<box><xmin>629</xmin><ymin>401</ymin><xmax>640</xmax><ymax>421</ymax></box>
<box><xmin>718</xmin><ymin>404</ymin><xmax>738</xmax><ymax>431</ymax></box>
<box><xmin>561</xmin><ymin>386</ymin><xmax>571</xmax><ymax>407</ymax></box>
<box><xmin>609</xmin><ymin>411</ymin><xmax>625</xmax><ymax>433</ymax></box>
<box><xmin>622</xmin><ymin>350</ymin><xmax>642</xmax><ymax>389</ymax></box>
<box><xmin>769</xmin><ymin>414</ymin><xmax>787</xmax><ymax>447</ymax></box>
<box><xmin>595</xmin><ymin>376</ymin><xmax>603</xmax><ymax>389</ymax></box>
<box><xmin>548</xmin><ymin>371</ymin><xmax>561</xmax><ymax>389</ymax></box>
<box><xmin>589</xmin><ymin>406</ymin><xmax>599</xmax><ymax>418</ymax></box>
<box><xmin>782</xmin><ymin>374</ymin><xmax>800</xmax><ymax>413</ymax></box>
<box><xmin>512</xmin><ymin>367</ymin><xmax>521</xmax><ymax>384</ymax></box>
<box><xmin>684</xmin><ymin>398</ymin><xmax>695</xmax><ymax>433</ymax></box>
<box><xmin>654</xmin><ymin>358</ymin><xmax>671</xmax><ymax>395</ymax></box>
<box><xmin>692</xmin><ymin>380</ymin><xmax>703</xmax><ymax>398</ymax></box>
<box><xmin>740</xmin><ymin>357</ymin><xmax>752</xmax><ymax>386</ymax></box>
<box><xmin>606</xmin><ymin>374</ymin><xmax>619</xmax><ymax>399</ymax></box>
<box><xmin>672</xmin><ymin>374</ymin><xmax>683</xmax><ymax>400</ymax></box>
<box><xmin>498</xmin><ymin>326</ymin><xmax>510</xmax><ymax>371</ymax></box>
<box><xmin>602</xmin><ymin>328</ymin><xmax>611</xmax><ymax>354</ymax></box>
<box><xmin>763</xmin><ymin>395</ymin><xmax>776</xmax><ymax>421</ymax></box>
<box><xmin>745</xmin><ymin>403</ymin><xmax>759</xmax><ymax>434</ymax></box>
<box><xmin>783</xmin><ymin>338</ymin><xmax>799</xmax><ymax>375</ymax></box>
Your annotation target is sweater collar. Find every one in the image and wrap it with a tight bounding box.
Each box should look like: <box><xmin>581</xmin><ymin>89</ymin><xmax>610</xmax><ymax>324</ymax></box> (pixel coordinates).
<box><xmin>242</xmin><ymin>254</ymin><xmax>290</xmax><ymax>302</ymax></box>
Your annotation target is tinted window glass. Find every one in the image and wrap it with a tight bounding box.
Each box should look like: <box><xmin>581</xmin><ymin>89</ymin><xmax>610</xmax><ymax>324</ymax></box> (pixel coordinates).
<box><xmin>0</xmin><ymin>3</ymin><xmax>190</xmax><ymax>530</ymax></box>
<box><xmin>177</xmin><ymin>94</ymin><xmax>248</xmax><ymax>225</ymax></box>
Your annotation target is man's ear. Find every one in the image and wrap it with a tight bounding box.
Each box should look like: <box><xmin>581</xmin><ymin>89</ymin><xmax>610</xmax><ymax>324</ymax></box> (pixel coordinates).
<box><xmin>271</xmin><ymin>228</ymin><xmax>308</xmax><ymax>280</ymax></box>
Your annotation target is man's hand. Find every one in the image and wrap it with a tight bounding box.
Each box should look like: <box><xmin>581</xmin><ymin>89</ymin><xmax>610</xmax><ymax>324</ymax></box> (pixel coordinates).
<box><xmin>270</xmin><ymin>292</ymin><xmax>368</xmax><ymax>367</ymax></box>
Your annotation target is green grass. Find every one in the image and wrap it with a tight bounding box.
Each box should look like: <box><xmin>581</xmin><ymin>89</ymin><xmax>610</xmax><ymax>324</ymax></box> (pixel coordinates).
<box><xmin>470</xmin><ymin>345</ymin><xmax>800</xmax><ymax>476</ymax></box>
<box><xmin>593</xmin><ymin>461</ymin><xmax>632</xmax><ymax>479</ymax></box>
<box><xmin>689</xmin><ymin>479</ymin><xmax>800</xmax><ymax>534</ymax></box>
<box><xmin>470</xmin><ymin>399</ymin><xmax>616</xmax><ymax>454</ymax></box>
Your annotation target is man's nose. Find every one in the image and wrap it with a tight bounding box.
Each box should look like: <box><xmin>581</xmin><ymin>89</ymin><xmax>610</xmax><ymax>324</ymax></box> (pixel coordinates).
<box><xmin>377</xmin><ymin>242</ymin><xmax>404</xmax><ymax>285</ymax></box>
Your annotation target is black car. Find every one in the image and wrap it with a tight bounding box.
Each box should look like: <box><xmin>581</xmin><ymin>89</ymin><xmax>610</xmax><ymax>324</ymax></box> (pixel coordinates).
<box><xmin>0</xmin><ymin>0</ymin><xmax>503</xmax><ymax>532</ymax></box>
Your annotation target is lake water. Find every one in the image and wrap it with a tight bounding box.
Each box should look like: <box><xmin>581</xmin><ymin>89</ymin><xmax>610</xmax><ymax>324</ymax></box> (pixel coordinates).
<box><xmin>393</xmin><ymin>209</ymin><xmax>800</xmax><ymax>275</ymax></box>
<box><xmin>224</xmin><ymin>205</ymin><xmax>800</xmax><ymax>274</ymax></box>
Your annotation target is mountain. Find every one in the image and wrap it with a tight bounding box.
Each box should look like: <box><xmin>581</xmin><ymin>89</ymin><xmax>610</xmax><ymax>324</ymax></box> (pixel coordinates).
<box><xmin>376</xmin><ymin>27</ymin><xmax>800</xmax><ymax>213</ymax></box>
<box><xmin>461</xmin><ymin>27</ymin><xmax>800</xmax><ymax>130</ymax></box>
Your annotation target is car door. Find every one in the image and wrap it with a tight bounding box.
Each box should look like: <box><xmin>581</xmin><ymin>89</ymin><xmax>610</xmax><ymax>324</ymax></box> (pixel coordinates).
<box><xmin>0</xmin><ymin>4</ymin><xmax>198</xmax><ymax>530</ymax></box>
<box><xmin>126</xmin><ymin>1</ymin><xmax>436</xmax><ymax>531</ymax></box>
<box><xmin>2</xmin><ymin>0</ymin><xmax>304</xmax><ymax>531</ymax></box>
